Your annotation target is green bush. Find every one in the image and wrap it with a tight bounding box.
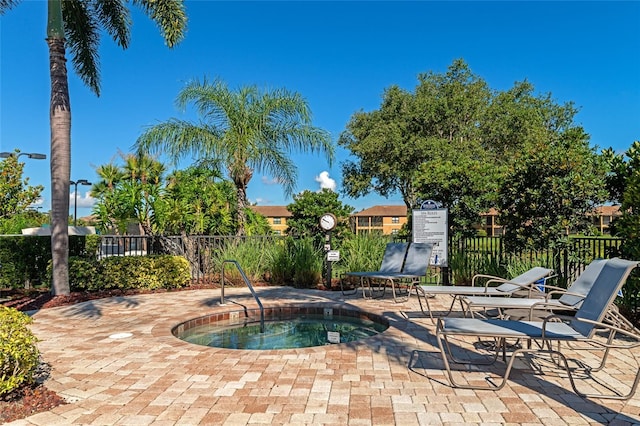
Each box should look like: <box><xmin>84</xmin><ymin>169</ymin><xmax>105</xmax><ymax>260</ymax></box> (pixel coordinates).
<box><xmin>152</xmin><ymin>256</ymin><xmax>191</xmax><ymax>289</ymax></box>
<box><xmin>211</xmin><ymin>238</ymin><xmax>279</xmax><ymax>283</ymax></box>
<box><xmin>334</xmin><ymin>233</ymin><xmax>389</xmax><ymax>275</ymax></box>
<box><xmin>0</xmin><ymin>235</ymin><xmax>95</xmax><ymax>289</ymax></box>
<box><xmin>290</xmin><ymin>237</ymin><xmax>323</xmax><ymax>288</ymax></box>
<box><xmin>68</xmin><ymin>257</ymin><xmax>102</xmax><ymax>291</ymax></box>
<box><xmin>0</xmin><ymin>307</ymin><xmax>40</xmax><ymax>396</ymax></box>
<box><xmin>99</xmin><ymin>256</ymin><xmax>191</xmax><ymax>290</ymax></box>
<box><xmin>47</xmin><ymin>255</ymin><xmax>191</xmax><ymax>291</ymax></box>
<box><xmin>263</xmin><ymin>237</ymin><xmax>323</xmax><ymax>288</ymax></box>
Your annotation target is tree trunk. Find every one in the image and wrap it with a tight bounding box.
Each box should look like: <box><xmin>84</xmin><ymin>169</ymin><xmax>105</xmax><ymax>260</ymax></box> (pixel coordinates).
<box><xmin>48</xmin><ymin>0</ymin><xmax>71</xmax><ymax>296</ymax></box>
<box><xmin>236</xmin><ymin>185</ymin><xmax>247</xmax><ymax>236</ymax></box>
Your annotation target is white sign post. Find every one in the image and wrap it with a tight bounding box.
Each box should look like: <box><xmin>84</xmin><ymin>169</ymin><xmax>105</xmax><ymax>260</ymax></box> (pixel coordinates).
<box><xmin>412</xmin><ymin>208</ymin><xmax>448</xmax><ymax>267</ymax></box>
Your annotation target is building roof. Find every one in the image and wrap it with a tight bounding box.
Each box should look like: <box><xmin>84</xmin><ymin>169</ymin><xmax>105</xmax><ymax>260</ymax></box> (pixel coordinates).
<box><xmin>353</xmin><ymin>205</ymin><xmax>407</xmax><ymax>217</ymax></box>
<box><xmin>250</xmin><ymin>205</ymin><xmax>292</xmax><ymax>217</ymax></box>
<box><xmin>593</xmin><ymin>205</ymin><xmax>621</xmax><ymax>216</ymax></box>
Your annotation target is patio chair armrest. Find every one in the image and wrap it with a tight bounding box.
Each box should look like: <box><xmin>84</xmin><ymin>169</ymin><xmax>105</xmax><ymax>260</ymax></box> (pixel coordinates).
<box><xmin>562</xmin><ymin>316</ymin><xmax>640</xmax><ymax>348</ymax></box>
<box><xmin>544</xmin><ymin>289</ymin><xmax>585</xmax><ymax>302</ymax></box>
<box><xmin>539</xmin><ymin>282</ymin><xmax>566</xmax><ymax>294</ymax></box>
<box><xmin>471</xmin><ymin>274</ymin><xmax>507</xmax><ymax>287</ymax></box>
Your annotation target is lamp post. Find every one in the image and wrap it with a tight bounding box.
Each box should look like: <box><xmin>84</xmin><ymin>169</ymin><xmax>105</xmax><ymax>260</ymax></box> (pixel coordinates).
<box><xmin>70</xmin><ymin>179</ymin><xmax>92</xmax><ymax>226</ymax></box>
<box><xmin>0</xmin><ymin>152</ymin><xmax>47</xmax><ymax>160</ymax></box>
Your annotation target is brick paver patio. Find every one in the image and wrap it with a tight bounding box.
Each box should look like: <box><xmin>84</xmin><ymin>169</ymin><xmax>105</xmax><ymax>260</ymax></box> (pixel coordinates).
<box><xmin>8</xmin><ymin>286</ymin><xmax>640</xmax><ymax>425</ymax></box>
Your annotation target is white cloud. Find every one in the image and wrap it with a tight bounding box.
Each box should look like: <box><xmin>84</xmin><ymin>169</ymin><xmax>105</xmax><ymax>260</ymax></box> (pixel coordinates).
<box><xmin>252</xmin><ymin>197</ymin><xmax>271</xmax><ymax>205</ymax></box>
<box><xmin>29</xmin><ymin>198</ymin><xmax>44</xmax><ymax>207</ymax></box>
<box><xmin>315</xmin><ymin>171</ymin><xmax>336</xmax><ymax>191</ymax></box>
<box><xmin>261</xmin><ymin>176</ymin><xmax>281</xmax><ymax>185</ymax></box>
<box><xmin>70</xmin><ymin>191</ymin><xmax>96</xmax><ymax>208</ymax></box>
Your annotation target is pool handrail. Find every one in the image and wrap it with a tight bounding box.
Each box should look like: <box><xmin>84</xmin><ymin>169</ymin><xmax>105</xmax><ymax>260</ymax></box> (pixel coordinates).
<box><xmin>221</xmin><ymin>259</ymin><xmax>265</xmax><ymax>333</ymax></box>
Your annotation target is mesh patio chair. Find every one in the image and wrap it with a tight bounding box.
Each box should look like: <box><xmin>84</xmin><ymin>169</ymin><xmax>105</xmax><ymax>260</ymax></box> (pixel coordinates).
<box><xmin>413</xmin><ymin>267</ymin><xmax>555</xmax><ymax>322</ymax></box>
<box><xmin>340</xmin><ymin>242</ymin><xmax>408</xmax><ymax>298</ymax></box>
<box><xmin>432</xmin><ymin>257</ymin><xmax>640</xmax><ymax>400</ymax></box>
<box><xmin>365</xmin><ymin>242</ymin><xmax>434</xmax><ymax>302</ymax></box>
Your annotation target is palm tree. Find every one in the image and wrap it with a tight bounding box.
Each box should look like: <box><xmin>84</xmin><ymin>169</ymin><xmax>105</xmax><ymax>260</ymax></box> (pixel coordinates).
<box><xmin>135</xmin><ymin>78</ymin><xmax>334</xmax><ymax>236</ymax></box>
<box><xmin>0</xmin><ymin>0</ymin><xmax>187</xmax><ymax>295</ymax></box>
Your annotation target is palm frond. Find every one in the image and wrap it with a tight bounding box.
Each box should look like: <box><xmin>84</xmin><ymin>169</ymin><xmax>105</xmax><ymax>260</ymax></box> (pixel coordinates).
<box><xmin>0</xmin><ymin>0</ymin><xmax>21</xmax><ymax>14</ymax></box>
<box><xmin>62</xmin><ymin>0</ymin><xmax>101</xmax><ymax>95</ymax></box>
<box><xmin>94</xmin><ymin>0</ymin><xmax>131</xmax><ymax>48</ymax></box>
<box><xmin>133</xmin><ymin>0</ymin><xmax>187</xmax><ymax>48</ymax></box>
<box><xmin>135</xmin><ymin>119</ymin><xmax>225</xmax><ymax>165</ymax></box>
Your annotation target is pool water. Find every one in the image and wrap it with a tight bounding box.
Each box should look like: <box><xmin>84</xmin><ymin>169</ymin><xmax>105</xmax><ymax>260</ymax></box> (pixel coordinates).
<box><xmin>176</xmin><ymin>314</ymin><xmax>388</xmax><ymax>350</ymax></box>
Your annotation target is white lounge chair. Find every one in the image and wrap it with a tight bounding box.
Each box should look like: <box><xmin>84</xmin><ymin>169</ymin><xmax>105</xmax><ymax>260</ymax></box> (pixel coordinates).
<box><xmin>433</xmin><ymin>257</ymin><xmax>640</xmax><ymax>400</ymax></box>
<box><xmin>413</xmin><ymin>266</ymin><xmax>555</xmax><ymax>321</ymax></box>
<box><xmin>365</xmin><ymin>242</ymin><xmax>434</xmax><ymax>302</ymax></box>
<box><xmin>462</xmin><ymin>258</ymin><xmax>607</xmax><ymax>320</ymax></box>
<box><xmin>341</xmin><ymin>242</ymin><xmax>408</xmax><ymax>298</ymax></box>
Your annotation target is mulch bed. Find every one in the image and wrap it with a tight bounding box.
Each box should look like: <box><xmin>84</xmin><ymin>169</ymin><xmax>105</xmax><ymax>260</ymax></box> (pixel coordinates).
<box><xmin>0</xmin><ymin>383</ymin><xmax>67</xmax><ymax>424</ymax></box>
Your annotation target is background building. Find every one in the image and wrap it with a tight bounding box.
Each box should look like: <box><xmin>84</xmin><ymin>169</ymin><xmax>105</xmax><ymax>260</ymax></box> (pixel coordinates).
<box><xmin>251</xmin><ymin>204</ymin><xmax>621</xmax><ymax>237</ymax></box>
<box><xmin>350</xmin><ymin>205</ymin><xmax>408</xmax><ymax>235</ymax></box>
<box><xmin>249</xmin><ymin>206</ymin><xmax>292</xmax><ymax>235</ymax></box>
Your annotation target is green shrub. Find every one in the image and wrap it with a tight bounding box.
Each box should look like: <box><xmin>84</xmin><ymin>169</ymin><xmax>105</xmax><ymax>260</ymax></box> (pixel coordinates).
<box><xmin>68</xmin><ymin>257</ymin><xmax>102</xmax><ymax>291</ymax></box>
<box><xmin>48</xmin><ymin>255</ymin><xmax>191</xmax><ymax>291</ymax></box>
<box><xmin>99</xmin><ymin>256</ymin><xmax>191</xmax><ymax>290</ymax></box>
<box><xmin>83</xmin><ymin>235</ymin><xmax>101</xmax><ymax>259</ymax></box>
<box><xmin>334</xmin><ymin>233</ymin><xmax>389</xmax><ymax>275</ymax></box>
<box><xmin>264</xmin><ymin>237</ymin><xmax>322</xmax><ymax>288</ymax></box>
<box><xmin>152</xmin><ymin>256</ymin><xmax>191</xmax><ymax>289</ymax></box>
<box><xmin>0</xmin><ymin>307</ymin><xmax>40</xmax><ymax>396</ymax></box>
<box><xmin>0</xmin><ymin>235</ymin><xmax>95</xmax><ymax>289</ymax></box>
<box><xmin>267</xmin><ymin>238</ymin><xmax>294</xmax><ymax>285</ymax></box>
<box><xmin>211</xmin><ymin>238</ymin><xmax>279</xmax><ymax>283</ymax></box>
<box><xmin>0</xmin><ymin>236</ymin><xmax>50</xmax><ymax>289</ymax></box>
<box><xmin>289</xmin><ymin>238</ymin><xmax>323</xmax><ymax>288</ymax></box>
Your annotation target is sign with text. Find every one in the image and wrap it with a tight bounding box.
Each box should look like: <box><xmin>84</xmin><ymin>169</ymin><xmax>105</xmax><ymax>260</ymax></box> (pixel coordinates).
<box><xmin>327</xmin><ymin>250</ymin><xmax>340</xmax><ymax>262</ymax></box>
<box><xmin>327</xmin><ymin>331</ymin><xmax>341</xmax><ymax>344</ymax></box>
<box><xmin>412</xmin><ymin>209</ymin><xmax>448</xmax><ymax>267</ymax></box>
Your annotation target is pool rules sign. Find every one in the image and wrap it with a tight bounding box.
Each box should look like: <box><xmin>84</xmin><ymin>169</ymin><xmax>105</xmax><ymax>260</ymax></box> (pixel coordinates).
<box><xmin>412</xmin><ymin>206</ymin><xmax>448</xmax><ymax>267</ymax></box>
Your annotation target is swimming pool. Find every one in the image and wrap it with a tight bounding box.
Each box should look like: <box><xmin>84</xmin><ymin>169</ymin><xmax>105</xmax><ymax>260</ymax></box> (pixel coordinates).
<box><xmin>172</xmin><ymin>304</ymin><xmax>389</xmax><ymax>350</ymax></box>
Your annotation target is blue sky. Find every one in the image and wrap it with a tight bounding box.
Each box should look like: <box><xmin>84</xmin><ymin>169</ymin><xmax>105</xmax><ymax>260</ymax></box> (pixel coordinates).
<box><xmin>2</xmin><ymin>1</ymin><xmax>639</xmax><ymax>219</ymax></box>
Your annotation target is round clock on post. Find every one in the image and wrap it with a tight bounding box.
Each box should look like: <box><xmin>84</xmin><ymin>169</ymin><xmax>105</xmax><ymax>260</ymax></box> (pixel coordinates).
<box><xmin>319</xmin><ymin>213</ymin><xmax>337</xmax><ymax>231</ymax></box>
<box><xmin>319</xmin><ymin>213</ymin><xmax>337</xmax><ymax>289</ymax></box>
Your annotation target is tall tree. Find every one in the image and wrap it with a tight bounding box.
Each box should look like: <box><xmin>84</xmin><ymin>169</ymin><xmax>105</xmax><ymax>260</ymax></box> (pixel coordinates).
<box><xmin>0</xmin><ymin>0</ymin><xmax>187</xmax><ymax>295</ymax></box>
<box><xmin>0</xmin><ymin>151</ymin><xmax>44</xmax><ymax>220</ymax></box>
<box><xmin>340</xmin><ymin>59</ymin><xmax>492</xmax><ymax>213</ymax></box>
<box><xmin>340</xmin><ymin>59</ymin><xmax>496</xmax><ymax>235</ymax></box>
<box><xmin>600</xmin><ymin>141</ymin><xmax>640</xmax><ymax>316</ymax></box>
<box><xmin>135</xmin><ymin>78</ymin><xmax>334</xmax><ymax>236</ymax></box>
<box><xmin>498</xmin><ymin>132</ymin><xmax>607</xmax><ymax>252</ymax></box>
<box><xmin>286</xmin><ymin>188</ymin><xmax>354</xmax><ymax>246</ymax></box>
<box><xmin>161</xmin><ymin>166</ymin><xmax>236</xmax><ymax>236</ymax></box>
<box><xmin>91</xmin><ymin>153</ymin><xmax>166</xmax><ymax>235</ymax></box>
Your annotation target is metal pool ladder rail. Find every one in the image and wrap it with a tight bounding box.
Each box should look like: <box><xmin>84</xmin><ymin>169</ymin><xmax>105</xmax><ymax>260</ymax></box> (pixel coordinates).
<box><xmin>220</xmin><ymin>260</ymin><xmax>264</xmax><ymax>333</ymax></box>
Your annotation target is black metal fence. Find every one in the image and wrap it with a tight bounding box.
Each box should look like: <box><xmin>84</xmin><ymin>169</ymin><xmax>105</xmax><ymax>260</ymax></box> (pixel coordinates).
<box><xmin>95</xmin><ymin>234</ymin><xmax>624</xmax><ymax>287</ymax></box>
<box><xmin>98</xmin><ymin>234</ymin><xmax>285</xmax><ymax>284</ymax></box>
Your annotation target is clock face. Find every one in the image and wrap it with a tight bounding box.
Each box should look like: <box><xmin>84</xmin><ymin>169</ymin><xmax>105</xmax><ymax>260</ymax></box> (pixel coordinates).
<box><xmin>319</xmin><ymin>213</ymin><xmax>337</xmax><ymax>231</ymax></box>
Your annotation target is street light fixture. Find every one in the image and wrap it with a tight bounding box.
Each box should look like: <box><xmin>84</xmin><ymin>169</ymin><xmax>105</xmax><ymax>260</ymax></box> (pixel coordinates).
<box><xmin>70</xmin><ymin>179</ymin><xmax>92</xmax><ymax>226</ymax></box>
<box><xmin>0</xmin><ymin>151</ymin><xmax>47</xmax><ymax>160</ymax></box>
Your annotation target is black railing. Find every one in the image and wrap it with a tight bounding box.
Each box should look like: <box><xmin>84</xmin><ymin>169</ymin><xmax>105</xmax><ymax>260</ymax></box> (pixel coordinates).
<box><xmin>93</xmin><ymin>234</ymin><xmax>624</xmax><ymax>288</ymax></box>
<box><xmin>448</xmin><ymin>235</ymin><xmax>623</xmax><ymax>287</ymax></box>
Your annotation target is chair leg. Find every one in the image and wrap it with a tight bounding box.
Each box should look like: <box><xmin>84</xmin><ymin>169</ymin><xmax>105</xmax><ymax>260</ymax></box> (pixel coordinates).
<box><xmin>340</xmin><ymin>275</ymin><xmax>358</xmax><ymax>296</ymax></box>
<box><xmin>414</xmin><ymin>286</ymin><xmax>436</xmax><ymax>323</ymax></box>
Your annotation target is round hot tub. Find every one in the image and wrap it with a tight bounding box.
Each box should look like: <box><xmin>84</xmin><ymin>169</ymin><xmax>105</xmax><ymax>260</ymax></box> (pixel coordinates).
<box><xmin>172</xmin><ymin>304</ymin><xmax>389</xmax><ymax>350</ymax></box>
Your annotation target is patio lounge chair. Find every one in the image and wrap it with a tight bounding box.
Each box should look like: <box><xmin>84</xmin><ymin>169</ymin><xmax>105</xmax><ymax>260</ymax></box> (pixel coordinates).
<box><xmin>433</xmin><ymin>257</ymin><xmax>640</xmax><ymax>400</ymax></box>
<box><xmin>365</xmin><ymin>242</ymin><xmax>434</xmax><ymax>302</ymax></box>
<box><xmin>461</xmin><ymin>258</ymin><xmax>607</xmax><ymax>320</ymax></box>
<box><xmin>341</xmin><ymin>242</ymin><xmax>408</xmax><ymax>298</ymax></box>
<box><xmin>413</xmin><ymin>266</ymin><xmax>555</xmax><ymax>321</ymax></box>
